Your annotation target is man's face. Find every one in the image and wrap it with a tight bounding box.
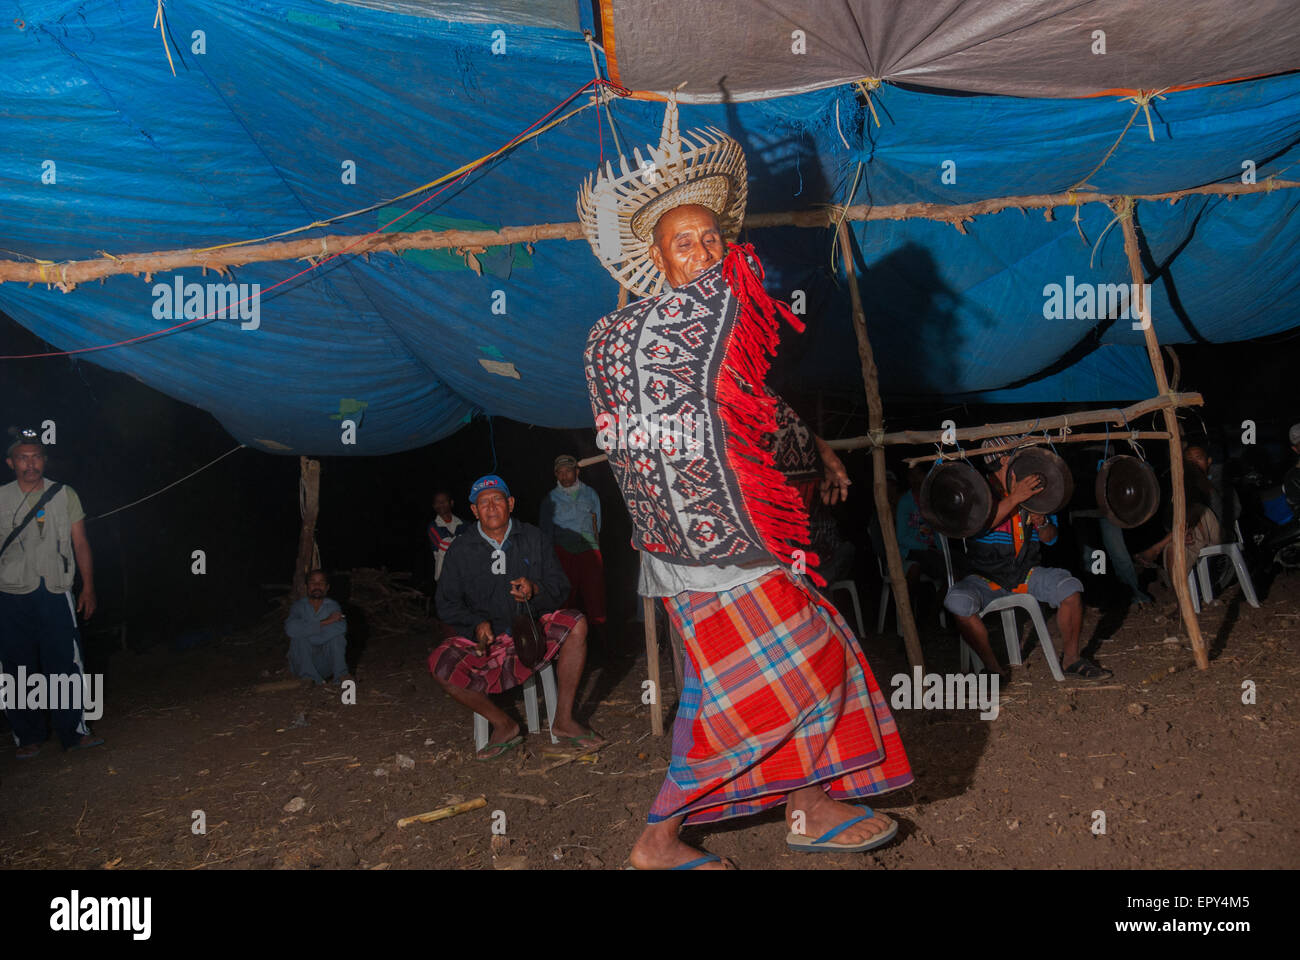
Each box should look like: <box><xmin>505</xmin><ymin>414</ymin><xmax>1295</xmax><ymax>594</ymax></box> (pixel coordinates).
<box><xmin>433</xmin><ymin>493</ymin><xmax>452</xmax><ymax>517</ymax></box>
<box><xmin>648</xmin><ymin>204</ymin><xmax>726</xmax><ymax>288</ymax></box>
<box><xmin>471</xmin><ymin>489</ymin><xmax>514</xmax><ymax>529</ymax></box>
<box><xmin>6</xmin><ymin>444</ymin><xmax>46</xmax><ymax>486</ymax></box>
<box><xmin>556</xmin><ymin>465</ymin><xmax>577</xmax><ymax>487</ymax></box>
<box><xmin>307</xmin><ymin>573</ymin><xmax>329</xmax><ymax>599</ymax></box>
<box><xmin>1186</xmin><ymin>447</ymin><xmax>1211</xmax><ymax>475</ymax></box>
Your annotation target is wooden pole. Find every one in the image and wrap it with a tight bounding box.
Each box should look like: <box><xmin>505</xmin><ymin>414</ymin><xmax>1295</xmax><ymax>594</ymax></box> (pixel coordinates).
<box><xmin>292</xmin><ymin>457</ymin><xmax>321</xmax><ymax>601</ymax></box>
<box><xmin>837</xmin><ymin>224</ymin><xmax>924</xmax><ymax>670</ymax></box>
<box><xmin>1117</xmin><ymin>200</ymin><xmax>1209</xmax><ymax>670</ymax></box>
<box><xmin>4</xmin><ymin>180</ymin><xmax>1296</xmax><ymax>288</ymax></box>
<box><xmin>643</xmin><ymin>595</ymin><xmax>663</xmax><ymax>736</ymax></box>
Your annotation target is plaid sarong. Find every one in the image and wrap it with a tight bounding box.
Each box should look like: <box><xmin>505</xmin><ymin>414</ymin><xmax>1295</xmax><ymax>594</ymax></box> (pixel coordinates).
<box><xmin>428</xmin><ymin>608</ymin><xmax>583</xmax><ymax>694</ymax></box>
<box><xmin>648</xmin><ymin>571</ymin><xmax>912</xmax><ymax>825</ymax></box>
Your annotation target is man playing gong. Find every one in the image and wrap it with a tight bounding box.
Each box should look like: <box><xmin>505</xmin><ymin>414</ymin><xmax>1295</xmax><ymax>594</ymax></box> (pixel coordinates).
<box><xmin>578</xmin><ymin>103</ymin><xmax>912</xmax><ymax>869</ymax></box>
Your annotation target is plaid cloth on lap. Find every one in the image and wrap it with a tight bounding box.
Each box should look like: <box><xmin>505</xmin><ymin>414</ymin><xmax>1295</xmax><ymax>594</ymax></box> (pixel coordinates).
<box><xmin>428</xmin><ymin>608</ymin><xmax>583</xmax><ymax>694</ymax></box>
<box><xmin>648</xmin><ymin>571</ymin><xmax>912</xmax><ymax>825</ymax></box>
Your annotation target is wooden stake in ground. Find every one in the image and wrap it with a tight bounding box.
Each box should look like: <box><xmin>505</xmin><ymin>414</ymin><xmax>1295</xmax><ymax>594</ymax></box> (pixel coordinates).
<box><xmin>837</xmin><ymin>224</ymin><xmax>924</xmax><ymax>671</ymax></box>
<box><xmin>643</xmin><ymin>596</ymin><xmax>663</xmax><ymax>736</ymax></box>
<box><xmin>1117</xmin><ymin>200</ymin><xmax>1208</xmax><ymax>670</ymax></box>
<box><xmin>292</xmin><ymin>457</ymin><xmax>321</xmax><ymax>601</ymax></box>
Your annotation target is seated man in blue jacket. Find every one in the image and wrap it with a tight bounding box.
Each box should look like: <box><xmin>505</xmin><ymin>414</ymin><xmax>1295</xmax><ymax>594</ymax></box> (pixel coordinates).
<box><xmin>943</xmin><ymin>439</ymin><xmax>1108</xmax><ymax>681</ymax></box>
<box><xmin>429</xmin><ymin>474</ymin><xmax>600</xmax><ymax>759</ymax></box>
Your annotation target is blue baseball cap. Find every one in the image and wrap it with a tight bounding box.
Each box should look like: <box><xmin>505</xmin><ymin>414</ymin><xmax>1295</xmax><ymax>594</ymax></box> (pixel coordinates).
<box><xmin>469</xmin><ymin>474</ymin><xmax>511</xmax><ymax>503</ymax></box>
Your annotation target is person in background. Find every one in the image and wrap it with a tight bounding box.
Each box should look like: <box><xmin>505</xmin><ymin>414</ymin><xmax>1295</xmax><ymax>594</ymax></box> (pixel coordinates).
<box><xmin>944</xmin><ymin>439</ymin><xmax>1102</xmax><ymax>680</ymax></box>
<box><xmin>539</xmin><ymin>455</ymin><xmax>605</xmax><ymax>628</ymax></box>
<box><xmin>427</xmin><ymin>489</ymin><xmax>464</xmax><ymax>587</ymax></box>
<box><xmin>285</xmin><ymin>569</ymin><xmax>350</xmax><ymax>685</ymax></box>
<box><xmin>896</xmin><ymin>464</ymin><xmax>947</xmax><ymax>590</ymax></box>
<box><xmin>1136</xmin><ymin>442</ymin><xmax>1221</xmax><ymax>577</ymax></box>
<box><xmin>0</xmin><ymin>427</ymin><xmax>103</xmax><ymax>757</ymax></box>
<box><xmin>431</xmin><ymin>475</ymin><xmax>598</xmax><ymax>760</ymax></box>
<box><xmin>1283</xmin><ymin>423</ymin><xmax>1300</xmax><ymax>519</ymax></box>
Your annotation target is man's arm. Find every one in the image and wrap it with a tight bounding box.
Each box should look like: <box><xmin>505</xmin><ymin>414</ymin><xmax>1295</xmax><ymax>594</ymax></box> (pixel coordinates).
<box><xmin>285</xmin><ymin>599</ymin><xmax>319</xmax><ymax>640</ymax></box>
<box><xmin>988</xmin><ymin>473</ymin><xmax>1045</xmax><ymax>530</ymax></box>
<box><xmin>70</xmin><ymin>519</ymin><xmax>96</xmax><ymax>619</ymax></box>
<box><xmin>770</xmin><ymin>390</ymin><xmax>851</xmax><ymax>504</ymax></box>
<box><xmin>590</xmin><ymin>487</ymin><xmax>602</xmax><ymax>537</ymax></box>
<box><xmin>434</xmin><ymin>544</ymin><xmax>485</xmax><ymax>637</ymax></box>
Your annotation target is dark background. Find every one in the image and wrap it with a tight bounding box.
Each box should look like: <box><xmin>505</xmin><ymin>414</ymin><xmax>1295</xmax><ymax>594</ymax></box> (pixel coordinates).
<box><xmin>2</xmin><ymin>307</ymin><xmax>1296</xmax><ymax>666</ymax></box>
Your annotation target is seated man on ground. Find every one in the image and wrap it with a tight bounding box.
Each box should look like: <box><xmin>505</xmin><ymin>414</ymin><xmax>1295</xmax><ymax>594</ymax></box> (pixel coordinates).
<box><xmin>430</xmin><ymin>474</ymin><xmax>599</xmax><ymax>760</ymax></box>
<box><xmin>943</xmin><ymin>438</ymin><xmax>1106</xmax><ymax>680</ymax></box>
<box><xmin>285</xmin><ymin>569</ymin><xmax>351</xmax><ymax>685</ymax></box>
<box><xmin>1135</xmin><ymin>442</ymin><xmax>1221</xmax><ymax>578</ymax></box>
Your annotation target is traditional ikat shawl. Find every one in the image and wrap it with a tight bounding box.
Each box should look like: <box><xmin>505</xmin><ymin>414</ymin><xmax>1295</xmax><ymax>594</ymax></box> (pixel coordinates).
<box><xmin>584</xmin><ymin>244</ymin><xmax>820</xmax><ymax>578</ymax></box>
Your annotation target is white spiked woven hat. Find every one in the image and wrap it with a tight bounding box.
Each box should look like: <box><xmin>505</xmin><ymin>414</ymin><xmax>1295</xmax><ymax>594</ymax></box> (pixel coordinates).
<box><xmin>576</xmin><ymin>96</ymin><xmax>747</xmax><ymax>298</ymax></box>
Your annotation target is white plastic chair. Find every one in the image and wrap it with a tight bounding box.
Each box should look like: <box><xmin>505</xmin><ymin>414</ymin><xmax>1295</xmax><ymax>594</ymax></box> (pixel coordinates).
<box><xmin>875</xmin><ymin>555</ymin><xmax>946</xmax><ymax>635</ymax></box>
<box><xmin>830</xmin><ymin>580</ymin><xmax>866</xmax><ymax>638</ymax></box>
<box><xmin>1191</xmin><ymin>521</ymin><xmax>1259</xmax><ymax>609</ymax></box>
<box><xmin>472</xmin><ymin>662</ymin><xmax>559</xmax><ymax>752</ymax></box>
<box><xmin>939</xmin><ymin>535</ymin><xmax>1065</xmax><ymax>682</ymax></box>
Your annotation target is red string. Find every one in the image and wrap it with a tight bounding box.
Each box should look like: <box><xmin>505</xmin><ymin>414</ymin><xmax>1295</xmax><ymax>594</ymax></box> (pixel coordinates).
<box><xmin>3</xmin><ymin>79</ymin><xmax>615</xmax><ymax>361</ymax></box>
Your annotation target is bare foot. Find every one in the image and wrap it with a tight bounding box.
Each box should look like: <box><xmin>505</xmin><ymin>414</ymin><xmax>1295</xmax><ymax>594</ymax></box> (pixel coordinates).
<box><xmin>787</xmin><ymin>789</ymin><xmax>894</xmax><ymax>847</ymax></box>
<box><xmin>628</xmin><ymin>824</ymin><xmax>732</xmax><ymax>870</ymax></box>
<box><xmin>475</xmin><ymin>721</ymin><xmax>521</xmax><ymax>760</ymax></box>
<box><xmin>551</xmin><ymin>719</ymin><xmax>602</xmax><ymax>744</ymax></box>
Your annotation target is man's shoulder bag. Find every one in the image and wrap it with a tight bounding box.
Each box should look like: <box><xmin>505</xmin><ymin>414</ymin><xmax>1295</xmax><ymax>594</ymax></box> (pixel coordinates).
<box><xmin>0</xmin><ymin>482</ymin><xmax>65</xmax><ymax>560</ymax></box>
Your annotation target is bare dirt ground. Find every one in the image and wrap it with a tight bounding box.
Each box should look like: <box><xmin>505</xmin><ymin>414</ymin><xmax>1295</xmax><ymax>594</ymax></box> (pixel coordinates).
<box><xmin>2</xmin><ymin>570</ymin><xmax>1297</xmax><ymax>871</ymax></box>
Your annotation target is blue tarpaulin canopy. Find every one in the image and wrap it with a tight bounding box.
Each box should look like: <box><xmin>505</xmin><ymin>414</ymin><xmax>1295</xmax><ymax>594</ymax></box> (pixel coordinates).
<box><xmin>2</xmin><ymin>0</ymin><xmax>1297</xmax><ymax>454</ymax></box>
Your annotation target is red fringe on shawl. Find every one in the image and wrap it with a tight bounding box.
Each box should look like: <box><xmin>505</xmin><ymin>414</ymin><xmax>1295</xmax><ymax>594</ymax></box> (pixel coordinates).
<box><xmin>717</xmin><ymin>244</ymin><xmax>825</xmax><ymax>587</ymax></box>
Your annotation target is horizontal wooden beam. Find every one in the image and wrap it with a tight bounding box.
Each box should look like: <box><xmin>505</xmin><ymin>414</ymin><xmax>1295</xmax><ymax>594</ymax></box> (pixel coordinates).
<box><xmin>901</xmin><ymin>430</ymin><xmax>1172</xmax><ymax>466</ymax></box>
<box><xmin>824</xmin><ymin>391</ymin><xmax>1202</xmax><ymax>451</ymax></box>
<box><xmin>2</xmin><ymin>178</ymin><xmax>1295</xmax><ymax>288</ymax></box>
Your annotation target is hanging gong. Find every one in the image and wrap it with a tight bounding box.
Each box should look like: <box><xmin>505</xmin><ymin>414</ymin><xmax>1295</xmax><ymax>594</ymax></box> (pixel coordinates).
<box><xmin>920</xmin><ymin>460</ymin><xmax>994</xmax><ymax>538</ymax></box>
<box><xmin>1007</xmin><ymin>446</ymin><xmax>1075</xmax><ymax>515</ymax></box>
<box><xmin>1095</xmin><ymin>455</ymin><xmax>1160</xmax><ymax>528</ymax></box>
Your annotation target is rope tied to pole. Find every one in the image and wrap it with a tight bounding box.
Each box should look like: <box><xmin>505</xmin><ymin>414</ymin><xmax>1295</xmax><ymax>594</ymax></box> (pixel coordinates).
<box><xmin>853</xmin><ymin>78</ymin><xmax>884</xmax><ymax>128</ymax></box>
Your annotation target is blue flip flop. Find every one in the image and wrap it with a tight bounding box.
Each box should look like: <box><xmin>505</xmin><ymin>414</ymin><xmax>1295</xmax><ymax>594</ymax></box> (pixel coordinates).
<box><xmin>786</xmin><ymin>805</ymin><xmax>899</xmax><ymax>852</ymax></box>
<box><xmin>623</xmin><ymin>852</ymin><xmax>731</xmax><ymax>870</ymax></box>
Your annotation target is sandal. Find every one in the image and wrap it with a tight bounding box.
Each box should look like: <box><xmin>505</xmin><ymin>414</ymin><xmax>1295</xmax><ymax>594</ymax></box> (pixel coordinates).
<box><xmin>1063</xmin><ymin>657</ymin><xmax>1113</xmax><ymax>680</ymax></box>
<box><xmin>786</xmin><ymin>806</ymin><xmax>899</xmax><ymax>853</ymax></box>
<box><xmin>474</xmin><ymin>734</ymin><xmax>522</xmax><ymax>762</ymax></box>
<box><xmin>66</xmin><ymin>736</ymin><xmax>105</xmax><ymax>752</ymax></box>
<box><xmin>624</xmin><ymin>852</ymin><xmax>735</xmax><ymax>870</ymax></box>
<box><xmin>16</xmin><ymin>744</ymin><xmax>40</xmax><ymax>760</ymax></box>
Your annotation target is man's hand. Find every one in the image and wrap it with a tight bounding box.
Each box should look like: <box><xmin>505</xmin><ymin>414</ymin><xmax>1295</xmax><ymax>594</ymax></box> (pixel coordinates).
<box><xmin>77</xmin><ymin>587</ymin><xmax>96</xmax><ymax>620</ymax></box>
<box><xmin>509</xmin><ymin>577</ymin><xmax>537</xmax><ymax>602</ymax></box>
<box><xmin>474</xmin><ymin>620</ymin><xmax>494</xmax><ymax>656</ymax></box>
<box><xmin>321</xmin><ymin>611</ymin><xmax>344</xmax><ymax>626</ymax></box>
<box><xmin>815</xmin><ymin>440</ymin><xmax>852</xmax><ymax>505</ymax></box>
<box><xmin>1008</xmin><ymin>472</ymin><xmax>1045</xmax><ymax>505</ymax></box>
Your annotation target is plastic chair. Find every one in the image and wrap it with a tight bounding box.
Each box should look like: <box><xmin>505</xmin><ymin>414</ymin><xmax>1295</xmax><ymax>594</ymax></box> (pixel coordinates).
<box><xmin>939</xmin><ymin>535</ymin><xmax>1066</xmax><ymax>682</ymax></box>
<box><xmin>875</xmin><ymin>555</ymin><xmax>946</xmax><ymax>635</ymax></box>
<box><xmin>472</xmin><ymin>662</ymin><xmax>559</xmax><ymax>752</ymax></box>
<box><xmin>830</xmin><ymin>580</ymin><xmax>865</xmax><ymax>637</ymax></box>
<box><xmin>1192</xmin><ymin>521</ymin><xmax>1259</xmax><ymax>609</ymax></box>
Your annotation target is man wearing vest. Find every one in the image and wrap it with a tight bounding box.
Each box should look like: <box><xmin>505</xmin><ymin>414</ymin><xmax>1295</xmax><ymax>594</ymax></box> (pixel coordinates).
<box><xmin>0</xmin><ymin>428</ymin><xmax>104</xmax><ymax>758</ymax></box>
